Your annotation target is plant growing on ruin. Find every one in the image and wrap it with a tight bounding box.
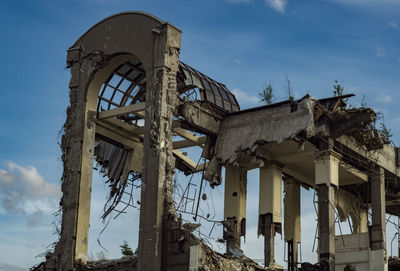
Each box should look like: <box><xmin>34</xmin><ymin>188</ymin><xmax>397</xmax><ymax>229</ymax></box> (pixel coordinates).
<box><xmin>120</xmin><ymin>240</ymin><xmax>134</xmax><ymax>256</ymax></box>
<box><xmin>285</xmin><ymin>73</ymin><xmax>294</xmax><ymax>100</ymax></box>
<box><xmin>258</xmin><ymin>83</ymin><xmax>274</xmax><ymax>104</ymax></box>
<box><xmin>379</xmin><ymin>122</ymin><xmax>392</xmax><ymax>141</ymax></box>
<box><xmin>333</xmin><ymin>80</ymin><xmax>344</xmax><ymax>96</ymax></box>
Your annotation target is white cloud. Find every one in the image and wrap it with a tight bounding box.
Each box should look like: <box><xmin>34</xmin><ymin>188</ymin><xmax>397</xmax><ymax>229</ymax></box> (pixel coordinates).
<box><xmin>0</xmin><ymin>162</ymin><xmax>61</xmax><ymax>225</ymax></box>
<box><xmin>231</xmin><ymin>88</ymin><xmax>259</xmax><ymax>106</ymax></box>
<box><xmin>265</xmin><ymin>0</ymin><xmax>287</xmax><ymax>13</ymax></box>
<box><xmin>375</xmin><ymin>93</ymin><xmax>393</xmax><ymax>104</ymax></box>
<box><xmin>388</xmin><ymin>21</ymin><xmax>398</xmax><ymax>30</ymax></box>
<box><xmin>375</xmin><ymin>48</ymin><xmax>386</xmax><ymax>58</ymax></box>
<box><xmin>226</xmin><ymin>0</ymin><xmax>287</xmax><ymax>13</ymax></box>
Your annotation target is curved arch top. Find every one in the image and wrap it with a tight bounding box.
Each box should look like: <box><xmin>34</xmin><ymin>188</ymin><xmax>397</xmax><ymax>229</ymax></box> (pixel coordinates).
<box><xmin>70</xmin><ymin>11</ymin><xmax>180</xmax><ymax>48</ymax></box>
<box><xmin>69</xmin><ymin>11</ymin><xmax>181</xmax><ymax>72</ymax></box>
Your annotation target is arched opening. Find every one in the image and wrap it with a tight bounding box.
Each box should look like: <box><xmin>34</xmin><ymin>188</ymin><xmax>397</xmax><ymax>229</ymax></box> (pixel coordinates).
<box><xmin>83</xmin><ymin>53</ymin><xmax>147</xmax><ymax>261</ymax></box>
<box><xmin>80</xmin><ymin>52</ymin><xmax>242</xmax><ymax>263</ymax></box>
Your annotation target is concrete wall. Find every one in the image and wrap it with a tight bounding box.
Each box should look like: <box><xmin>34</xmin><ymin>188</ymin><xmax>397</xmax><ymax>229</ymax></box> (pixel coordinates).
<box><xmin>335</xmin><ymin>233</ymin><xmax>388</xmax><ymax>271</ymax></box>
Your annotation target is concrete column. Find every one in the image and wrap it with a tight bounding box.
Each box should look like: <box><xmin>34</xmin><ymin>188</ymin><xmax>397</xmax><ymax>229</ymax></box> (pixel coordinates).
<box><xmin>259</xmin><ymin>164</ymin><xmax>282</xmax><ymax>268</ymax></box>
<box><xmin>224</xmin><ymin>166</ymin><xmax>247</xmax><ymax>253</ymax></box>
<box><xmin>317</xmin><ymin>184</ymin><xmax>336</xmax><ymax>271</ymax></box>
<box><xmin>137</xmin><ymin>24</ymin><xmax>181</xmax><ymax>271</ymax></box>
<box><xmin>315</xmin><ymin>151</ymin><xmax>340</xmax><ymax>271</ymax></box>
<box><xmin>56</xmin><ymin>48</ymin><xmax>100</xmax><ymax>269</ymax></box>
<box><xmin>284</xmin><ymin>177</ymin><xmax>301</xmax><ymax>271</ymax></box>
<box><xmin>74</xmin><ymin>112</ymin><xmax>96</xmax><ymax>263</ymax></box>
<box><xmin>264</xmin><ymin>213</ymin><xmax>275</xmax><ymax>267</ymax></box>
<box><xmin>370</xmin><ymin>167</ymin><xmax>387</xmax><ymax>271</ymax></box>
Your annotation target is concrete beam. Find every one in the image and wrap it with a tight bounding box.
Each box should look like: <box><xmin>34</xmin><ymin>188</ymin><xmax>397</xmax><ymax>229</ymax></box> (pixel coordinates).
<box><xmin>179</xmin><ymin>102</ymin><xmax>221</xmax><ymax>135</ymax></box>
<box><xmin>96</xmin><ymin>118</ymin><xmax>144</xmax><ymax>139</ymax></box>
<box><xmin>174</xmin><ymin>127</ymin><xmax>205</xmax><ymax>146</ymax></box>
<box><xmin>97</xmin><ymin>102</ymin><xmax>146</xmax><ymax>119</ymax></box>
<box><xmin>338</xmin><ymin>135</ymin><xmax>399</xmax><ymax>176</ymax></box>
<box><xmin>172</xmin><ymin>150</ymin><xmax>208</xmax><ymax>172</ymax></box>
<box><xmin>172</xmin><ymin>136</ymin><xmax>207</xmax><ymax>149</ymax></box>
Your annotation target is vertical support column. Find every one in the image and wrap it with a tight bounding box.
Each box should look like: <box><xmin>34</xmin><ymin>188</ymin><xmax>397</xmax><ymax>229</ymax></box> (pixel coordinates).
<box><xmin>137</xmin><ymin>24</ymin><xmax>181</xmax><ymax>271</ymax></box>
<box><xmin>223</xmin><ymin>166</ymin><xmax>247</xmax><ymax>254</ymax></box>
<box><xmin>56</xmin><ymin>48</ymin><xmax>98</xmax><ymax>269</ymax></box>
<box><xmin>74</xmin><ymin>111</ymin><xmax>96</xmax><ymax>263</ymax></box>
<box><xmin>370</xmin><ymin>167</ymin><xmax>387</xmax><ymax>270</ymax></box>
<box><xmin>317</xmin><ymin>184</ymin><xmax>336</xmax><ymax>270</ymax></box>
<box><xmin>259</xmin><ymin>163</ymin><xmax>282</xmax><ymax>268</ymax></box>
<box><xmin>315</xmin><ymin>150</ymin><xmax>340</xmax><ymax>271</ymax></box>
<box><xmin>284</xmin><ymin>176</ymin><xmax>301</xmax><ymax>271</ymax></box>
<box><xmin>138</xmin><ymin>24</ymin><xmax>181</xmax><ymax>271</ymax></box>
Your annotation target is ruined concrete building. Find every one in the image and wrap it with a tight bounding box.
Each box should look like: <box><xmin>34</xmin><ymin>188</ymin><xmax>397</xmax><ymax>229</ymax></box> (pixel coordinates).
<box><xmin>32</xmin><ymin>12</ymin><xmax>400</xmax><ymax>271</ymax></box>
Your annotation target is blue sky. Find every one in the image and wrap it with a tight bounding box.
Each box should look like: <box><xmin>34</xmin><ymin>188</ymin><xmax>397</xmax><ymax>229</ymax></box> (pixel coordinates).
<box><xmin>0</xmin><ymin>0</ymin><xmax>399</xmax><ymax>269</ymax></box>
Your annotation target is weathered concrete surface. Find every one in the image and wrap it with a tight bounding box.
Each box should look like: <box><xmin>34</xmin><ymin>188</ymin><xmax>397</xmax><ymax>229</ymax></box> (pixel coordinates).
<box><xmin>178</xmin><ymin>100</ymin><xmax>223</xmax><ymax>136</ymax></box>
<box><xmin>335</xmin><ymin>233</ymin><xmax>370</xmax><ymax>271</ymax></box>
<box><xmin>56</xmin><ymin>45</ymin><xmax>100</xmax><ymax>270</ymax></box>
<box><xmin>224</xmin><ymin>166</ymin><xmax>247</xmax><ymax>251</ymax></box>
<box><xmin>215</xmin><ymin>97</ymin><xmax>317</xmax><ymax>165</ymax></box>
<box><xmin>137</xmin><ymin>23</ymin><xmax>181</xmax><ymax>271</ymax></box>
<box><xmin>317</xmin><ymin>184</ymin><xmax>336</xmax><ymax>271</ymax></box>
<box><xmin>284</xmin><ymin>177</ymin><xmax>301</xmax><ymax>270</ymax></box>
<box><xmin>337</xmin><ymin>135</ymin><xmax>398</xmax><ymax>176</ymax></box>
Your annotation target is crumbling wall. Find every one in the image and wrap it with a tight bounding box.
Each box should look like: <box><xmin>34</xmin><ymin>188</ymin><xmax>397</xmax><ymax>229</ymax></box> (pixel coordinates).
<box><xmin>162</xmin><ymin>218</ymin><xmax>265</xmax><ymax>271</ymax></box>
<box><xmin>215</xmin><ymin>97</ymin><xmax>318</xmax><ymax>165</ymax></box>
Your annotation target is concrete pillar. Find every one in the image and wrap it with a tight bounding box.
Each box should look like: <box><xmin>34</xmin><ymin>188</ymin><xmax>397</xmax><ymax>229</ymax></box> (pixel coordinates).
<box><xmin>55</xmin><ymin>47</ymin><xmax>101</xmax><ymax>269</ymax></box>
<box><xmin>284</xmin><ymin>177</ymin><xmax>301</xmax><ymax>271</ymax></box>
<box><xmin>137</xmin><ymin>24</ymin><xmax>181</xmax><ymax>271</ymax></box>
<box><xmin>224</xmin><ymin>166</ymin><xmax>247</xmax><ymax>253</ymax></box>
<box><xmin>370</xmin><ymin>167</ymin><xmax>387</xmax><ymax>271</ymax></box>
<box><xmin>74</xmin><ymin>114</ymin><xmax>96</xmax><ymax>263</ymax></box>
<box><xmin>259</xmin><ymin>164</ymin><xmax>282</xmax><ymax>268</ymax></box>
<box><xmin>317</xmin><ymin>184</ymin><xmax>336</xmax><ymax>271</ymax></box>
<box><xmin>315</xmin><ymin>151</ymin><xmax>340</xmax><ymax>271</ymax></box>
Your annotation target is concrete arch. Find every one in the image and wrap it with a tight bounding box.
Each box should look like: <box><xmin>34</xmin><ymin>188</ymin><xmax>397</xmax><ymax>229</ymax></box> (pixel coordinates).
<box><xmin>57</xmin><ymin>12</ymin><xmax>181</xmax><ymax>270</ymax></box>
<box><xmin>70</xmin><ymin>11</ymin><xmax>179</xmax><ymax>74</ymax></box>
<box><xmin>336</xmin><ymin>190</ymin><xmax>368</xmax><ymax>234</ymax></box>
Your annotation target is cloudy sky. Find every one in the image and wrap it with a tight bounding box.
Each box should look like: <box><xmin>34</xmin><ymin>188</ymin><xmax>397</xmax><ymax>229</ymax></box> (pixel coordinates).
<box><xmin>0</xmin><ymin>0</ymin><xmax>400</xmax><ymax>269</ymax></box>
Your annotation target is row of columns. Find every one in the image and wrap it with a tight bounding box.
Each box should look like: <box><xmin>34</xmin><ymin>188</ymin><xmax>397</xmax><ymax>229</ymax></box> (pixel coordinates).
<box><xmin>223</xmin><ymin>151</ymin><xmax>387</xmax><ymax>271</ymax></box>
<box><xmin>224</xmin><ymin>163</ymin><xmax>299</xmax><ymax>269</ymax></box>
